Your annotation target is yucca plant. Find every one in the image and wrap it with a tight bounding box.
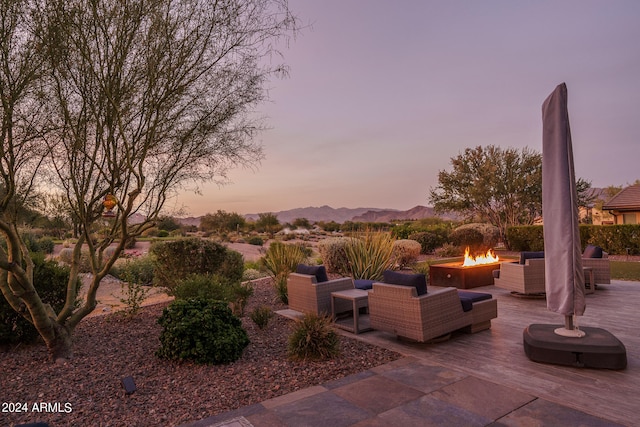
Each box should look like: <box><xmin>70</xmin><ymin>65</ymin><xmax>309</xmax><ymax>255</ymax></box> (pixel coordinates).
<box><xmin>262</xmin><ymin>242</ymin><xmax>308</xmax><ymax>304</ymax></box>
<box><xmin>344</xmin><ymin>231</ymin><xmax>395</xmax><ymax>281</ymax></box>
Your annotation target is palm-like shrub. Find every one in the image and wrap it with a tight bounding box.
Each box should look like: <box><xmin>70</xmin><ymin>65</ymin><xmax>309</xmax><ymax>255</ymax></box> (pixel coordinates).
<box><xmin>262</xmin><ymin>242</ymin><xmax>307</xmax><ymax>304</ymax></box>
<box><xmin>344</xmin><ymin>231</ymin><xmax>395</xmax><ymax>281</ymax></box>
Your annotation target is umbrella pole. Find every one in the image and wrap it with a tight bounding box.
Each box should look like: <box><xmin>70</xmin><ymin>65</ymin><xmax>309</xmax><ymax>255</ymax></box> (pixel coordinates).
<box><xmin>554</xmin><ymin>315</ymin><xmax>586</xmax><ymax>338</ymax></box>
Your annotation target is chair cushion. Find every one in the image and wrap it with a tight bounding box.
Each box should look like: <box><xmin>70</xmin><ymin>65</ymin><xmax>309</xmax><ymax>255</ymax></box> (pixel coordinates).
<box><xmin>519</xmin><ymin>251</ymin><xmax>545</xmax><ymax>264</ymax></box>
<box><xmin>295</xmin><ymin>264</ymin><xmax>329</xmax><ymax>283</ymax></box>
<box><xmin>457</xmin><ymin>291</ymin><xmax>493</xmax><ymax>312</ymax></box>
<box><xmin>383</xmin><ymin>270</ymin><xmax>427</xmax><ymax>296</ymax></box>
<box><xmin>583</xmin><ymin>244</ymin><xmax>603</xmax><ymax>259</ymax></box>
<box><xmin>354</xmin><ymin>279</ymin><xmax>374</xmax><ymax>290</ymax></box>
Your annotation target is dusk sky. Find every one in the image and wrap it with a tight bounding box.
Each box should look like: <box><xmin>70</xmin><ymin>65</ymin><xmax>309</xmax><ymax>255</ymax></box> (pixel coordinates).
<box><xmin>178</xmin><ymin>0</ymin><xmax>640</xmax><ymax>217</ymax></box>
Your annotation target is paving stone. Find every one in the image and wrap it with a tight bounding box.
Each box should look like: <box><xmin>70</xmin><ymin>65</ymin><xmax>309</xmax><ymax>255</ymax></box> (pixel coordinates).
<box><xmin>496</xmin><ymin>398</ymin><xmax>626</xmax><ymax>427</ymax></box>
<box><xmin>379</xmin><ymin>360</ymin><xmax>467</xmax><ymax>393</ymax></box>
<box><xmin>430</xmin><ymin>376</ymin><xmax>536</xmax><ymax>420</ymax></box>
<box><xmin>374</xmin><ymin>395</ymin><xmax>492</xmax><ymax>427</ymax></box>
<box><xmin>271</xmin><ymin>391</ymin><xmax>371</xmax><ymax>427</ymax></box>
<box><xmin>332</xmin><ymin>374</ymin><xmax>425</xmax><ymax>414</ymax></box>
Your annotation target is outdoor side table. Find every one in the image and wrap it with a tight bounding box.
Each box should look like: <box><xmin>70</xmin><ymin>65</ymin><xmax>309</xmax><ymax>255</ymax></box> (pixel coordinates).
<box><xmin>330</xmin><ymin>289</ymin><xmax>372</xmax><ymax>334</ymax></box>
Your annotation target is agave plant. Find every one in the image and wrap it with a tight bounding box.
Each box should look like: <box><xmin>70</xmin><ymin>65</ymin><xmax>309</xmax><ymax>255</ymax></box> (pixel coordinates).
<box><xmin>344</xmin><ymin>231</ymin><xmax>395</xmax><ymax>281</ymax></box>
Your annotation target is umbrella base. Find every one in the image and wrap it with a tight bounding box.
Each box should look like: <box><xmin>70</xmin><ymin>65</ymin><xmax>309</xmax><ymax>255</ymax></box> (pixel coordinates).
<box><xmin>523</xmin><ymin>324</ymin><xmax>627</xmax><ymax>369</ymax></box>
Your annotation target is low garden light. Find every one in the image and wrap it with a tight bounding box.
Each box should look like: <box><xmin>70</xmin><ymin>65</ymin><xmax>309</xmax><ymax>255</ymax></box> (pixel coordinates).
<box><xmin>102</xmin><ymin>194</ymin><xmax>117</xmax><ymax>218</ymax></box>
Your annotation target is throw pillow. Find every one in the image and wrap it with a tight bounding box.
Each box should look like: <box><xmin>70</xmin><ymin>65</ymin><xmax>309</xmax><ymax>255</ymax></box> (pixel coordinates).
<box><xmin>382</xmin><ymin>270</ymin><xmax>427</xmax><ymax>295</ymax></box>
<box><xmin>519</xmin><ymin>251</ymin><xmax>545</xmax><ymax>264</ymax></box>
<box><xmin>583</xmin><ymin>245</ymin><xmax>603</xmax><ymax>259</ymax></box>
<box><xmin>295</xmin><ymin>264</ymin><xmax>329</xmax><ymax>283</ymax></box>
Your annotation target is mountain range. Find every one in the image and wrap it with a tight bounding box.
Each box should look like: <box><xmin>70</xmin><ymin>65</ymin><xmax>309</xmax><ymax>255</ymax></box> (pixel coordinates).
<box><xmin>245</xmin><ymin>205</ymin><xmax>456</xmax><ymax>224</ymax></box>
<box><xmin>173</xmin><ymin>205</ymin><xmax>454</xmax><ymax>227</ymax></box>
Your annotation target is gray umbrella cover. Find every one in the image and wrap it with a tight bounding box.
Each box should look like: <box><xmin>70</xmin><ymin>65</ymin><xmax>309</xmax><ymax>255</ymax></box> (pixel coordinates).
<box><xmin>541</xmin><ymin>83</ymin><xmax>586</xmax><ymax>317</ymax></box>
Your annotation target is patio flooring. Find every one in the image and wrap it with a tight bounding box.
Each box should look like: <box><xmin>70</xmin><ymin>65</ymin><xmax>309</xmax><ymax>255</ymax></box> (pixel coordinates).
<box><xmin>183</xmin><ymin>280</ymin><xmax>638</xmax><ymax>426</ymax></box>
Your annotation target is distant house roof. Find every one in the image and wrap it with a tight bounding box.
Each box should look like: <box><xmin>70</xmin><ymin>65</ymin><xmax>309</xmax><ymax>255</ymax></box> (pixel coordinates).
<box><xmin>603</xmin><ymin>185</ymin><xmax>640</xmax><ymax>211</ymax></box>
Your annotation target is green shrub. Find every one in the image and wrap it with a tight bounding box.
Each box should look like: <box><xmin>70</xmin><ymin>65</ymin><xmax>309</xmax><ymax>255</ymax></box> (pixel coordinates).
<box><xmin>392</xmin><ymin>239</ymin><xmax>422</xmax><ymax>269</ymax></box>
<box><xmin>156</xmin><ymin>298</ymin><xmax>249</xmax><ymax>364</ymax></box>
<box><xmin>250</xmin><ymin>305</ymin><xmax>274</xmax><ymax>329</ymax></box>
<box><xmin>244</xmin><ymin>260</ymin><xmax>264</xmax><ymax>271</ymax></box>
<box><xmin>37</xmin><ymin>237</ymin><xmax>55</xmax><ymax>254</ymax></box>
<box><xmin>454</xmin><ymin>223</ymin><xmax>500</xmax><ymax>249</ymax></box>
<box><xmin>157</xmin><ymin>230</ymin><xmax>170</xmax><ymax>238</ymax></box>
<box><xmin>317</xmin><ymin>237</ymin><xmax>351</xmax><ymax>275</ymax></box>
<box><xmin>247</xmin><ymin>236</ymin><xmax>264</xmax><ymax>246</ymax></box>
<box><xmin>288</xmin><ymin>313</ymin><xmax>339</xmax><ymax>361</ymax></box>
<box><xmin>1</xmin><ymin>254</ymin><xmax>80</xmax><ymax>345</ymax></box>
<box><xmin>408</xmin><ymin>231</ymin><xmax>444</xmax><ymax>254</ymax></box>
<box><xmin>449</xmin><ymin>227</ymin><xmax>485</xmax><ymax>251</ymax></box>
<box><xmin>505</xmin><ymin>226</ymin><xmax>544</xmax><ymax>251</ymax></box>
<box><xmin>242</xmin><ymin>268</ymin><xmax>264</xmax><ymax>281</ymax></box>
<box><xmin>390</xmin><ymin>223</ymin><xmax>414</xmax><ymax>239</ymax></box>
<box><xmin>111</xmin><ymin>256</ymin><xmax>155</xmax><ymax>286</ymax></box>
<box><xmin>118</xmin><ymin>281</ymin><xmax>149</xmax><ymax>317</ymax></box>
<box><xmin>151</xmin><ymin>238</ymin><xmax>244</xmax><ymax>291</ymax></box>
<box><xmin>20</xmin><ymin>232</ymin><xmax>41</xmax><ymax>253</ymax></box>
<box><xmin>57</xmin><ymin>247</ymin><xmax>85</xmax><ymax>272</ymax></box>
<box><xmin>172</xmin><ymin>274</ymin><xmax>253</xmax><ymax>316</ymax></box>
<box><xmin>434</xmin><ymin>243</ymin><xmax>463</xmax><ymax>258</ymax></box>
<box><xmin>344</xmin><ymin>232</ymin><xmax>395</xmax><ymax>281</ymax></box>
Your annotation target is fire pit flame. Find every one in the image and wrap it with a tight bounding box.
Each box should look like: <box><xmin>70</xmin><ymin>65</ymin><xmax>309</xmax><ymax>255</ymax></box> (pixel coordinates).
<box><xmin>462</xmin><ymin>247</ymin><xmax>500</xmax><ymax>267</ymax></box>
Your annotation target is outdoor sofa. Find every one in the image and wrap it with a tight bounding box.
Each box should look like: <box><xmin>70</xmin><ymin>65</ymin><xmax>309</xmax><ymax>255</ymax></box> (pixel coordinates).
<box><xmin>368</xmin><ymin>270</ymin><xmax>498</xmax><ymax>342</ymax></box>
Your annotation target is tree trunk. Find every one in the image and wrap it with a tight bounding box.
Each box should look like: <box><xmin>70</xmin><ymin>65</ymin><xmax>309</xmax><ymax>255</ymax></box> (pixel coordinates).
<box><xmin>46</xmin><ymin>322</ymin><xmax>74</xmax><ymax>362</ymax></box>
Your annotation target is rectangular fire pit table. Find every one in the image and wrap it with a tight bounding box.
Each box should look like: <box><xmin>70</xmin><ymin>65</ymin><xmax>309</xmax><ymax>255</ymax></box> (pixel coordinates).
<box><xmin>429</xmin><ymin>262</ymin><xmax>502</xmax><ymax>289</ymax></box>
<box><xmin>330</xmin><ymin>289</ymin><xmax>372</xmax><ymax>334</ymax></box>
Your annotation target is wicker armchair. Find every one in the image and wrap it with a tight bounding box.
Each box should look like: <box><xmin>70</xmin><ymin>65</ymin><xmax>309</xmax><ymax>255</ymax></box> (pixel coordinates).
<box><xmin>368</xmin><ymin>283</ymin><xmax>497</xmax><ymax>342</ymax></box>
<box><xmin>495</xmin><ymin>253</ymin><xmax>610</xmax><ymax>296</ymax></box>
<box><xmin>287</xmin><ymin>273</ymin><xmax>354</xmax><ymax>315</ymax></box>
<box><xmin>494</xmin><ymin>258</ymin><xmax>546</xmax><ymax>296</ymax></box>
<box><xmin>582</xmin><ymin>254</ymin><xmax>611</xmax><ymax>285</ymax></box>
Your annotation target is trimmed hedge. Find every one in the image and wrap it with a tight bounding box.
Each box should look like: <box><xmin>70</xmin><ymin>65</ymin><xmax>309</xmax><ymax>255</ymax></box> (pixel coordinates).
<box><xmin>505</xmin><ymin>224</ymin><xmax>640</xmax><ymax>255</ymax></box>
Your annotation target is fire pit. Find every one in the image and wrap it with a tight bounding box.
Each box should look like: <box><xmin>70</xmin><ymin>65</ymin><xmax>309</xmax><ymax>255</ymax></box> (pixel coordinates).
<box><xmin>429</xmin><ymin>248</ymin><xmax>501</xmax><ymax>289</ymax></box>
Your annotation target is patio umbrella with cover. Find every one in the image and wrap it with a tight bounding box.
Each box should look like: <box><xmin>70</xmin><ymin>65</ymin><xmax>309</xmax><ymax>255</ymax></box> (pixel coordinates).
<box><xmin>541</xmin><ymin>82</ymin><xmax>586</xmax><ymax>337</ymax></box>
<box><xmin>522</xmin><ymin>83</ymin><xmax>626</xmax><ymax>369</ymax></box>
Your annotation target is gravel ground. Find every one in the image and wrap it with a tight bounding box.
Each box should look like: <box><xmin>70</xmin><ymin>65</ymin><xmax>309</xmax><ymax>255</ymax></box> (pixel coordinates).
<box><xmin>1</xmin><ymin>278</ymin><xmax>401</xmax><ymax>427</ymax></box>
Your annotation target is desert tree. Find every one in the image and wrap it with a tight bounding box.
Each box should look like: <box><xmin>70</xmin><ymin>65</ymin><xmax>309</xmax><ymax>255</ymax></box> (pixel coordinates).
<box><xmin>254</xmin><ymin>212</ymin><xmax>281</xmax><ymax>236</ymax></box>
<box><xmin>429</xmin><ymin>145</ymin><xmax>542</xmax><ymax>243</ymax></box>
<box><xmin>200</xmin><ymin>210</ymin><xmax>246</xmax><ymax>234</ymax></box>
<box><xmin>0</xmin><ymin>0</ymin><xmax>297</xmax><ymax>361</ymax></box>
<box><xmin>429</xmin><ymin>145</ymin><xmax>593</xmax><ymax>244</ymax></box>
<box><xmin>0</xmin><ymin>0</ymin><xmax>56</xmax><ymax>354</ymax></box>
